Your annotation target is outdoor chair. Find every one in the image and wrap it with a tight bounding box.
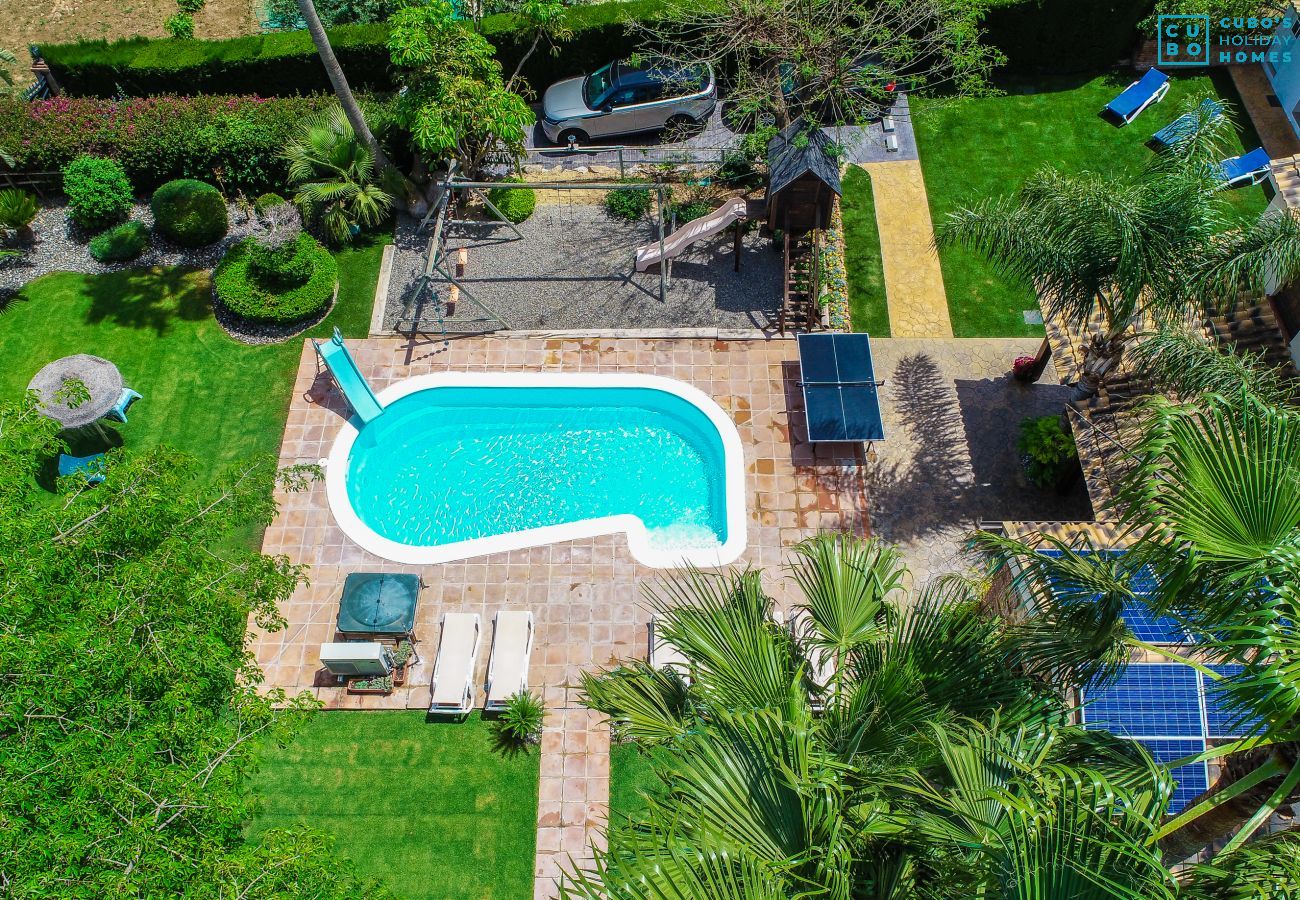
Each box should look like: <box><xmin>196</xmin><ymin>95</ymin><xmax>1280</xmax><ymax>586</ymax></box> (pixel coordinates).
<box><xmin>1103</xmin><ymin>68</ymin><xmax>1169</xmax><ymax>126</ymax></box>
<box><xmin>649</xmin><ymin>615</ymin><xmax>691</xmax><ymax>683</ymax></box>
<box><xmin>1147</xmin><ymin>99</ymin><xmax>1223</xmax><ymax>150</ymax></box>
<box><xmin>105</xmin><ymin>388</ymin><xmax>142</xmax><ymax>424</ymax></box>
<box><xmin>57</xmin><ymin>452</ymin><xmax>107</xmax><ymax>485</ymax></box>
<box><xmin>429</xmin><ymin>612</ymin><xmax>481</xmax><ymax>715</ymax></box>
<box><xmin>1218</xmin><ymin>147</ymin><xmax>1272</xmax><ymax>187</ymax></box>
<box><xmin>484</xmin><ymin>610</ymin><xmax>535</xmax><ymax>711</ymax></box>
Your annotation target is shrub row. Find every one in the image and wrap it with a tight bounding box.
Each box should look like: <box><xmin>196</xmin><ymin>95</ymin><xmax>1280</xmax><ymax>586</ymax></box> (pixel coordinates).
<box><xmin>40</xmin><ymin>24</ymin><xmax>394</xmax><ymax>98</ymax></box>
<box><xmin>0</xmin><ymin>94</ymin><xmax>398</xmax><ymax>193</ymax></box>
<box><xmin>40</xmin><ymin>0</ymin><xmax>669</xmax><ymax>99</ymax></box>
<box><xmin>39</xmin><ymin>0</ymin><xmax>1150</xmax><ymax>99</ymax></box>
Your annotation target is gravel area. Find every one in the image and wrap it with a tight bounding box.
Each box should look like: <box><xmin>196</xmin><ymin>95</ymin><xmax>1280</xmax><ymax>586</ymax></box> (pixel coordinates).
<box><xmin>0</xmin><ymin>201</ymin><xmax>260</xmax><ymax>300</ymax></box>
<box><xmin>384</xmin><ymin>203</ymin><xmax>783</xmax><ymax>332</ymax></box>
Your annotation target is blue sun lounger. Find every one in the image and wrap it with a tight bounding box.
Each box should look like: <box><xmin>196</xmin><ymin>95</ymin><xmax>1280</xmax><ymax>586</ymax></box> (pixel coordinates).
<box><xmin>1104</xmin><ymin>69</ymin><xmax>1170</xmax><ymax>126</ymax></box>
<box><xmin>1147</xmin><ymin>99</ymin><xmax>1223</xmax><ymax>150</ymax></box>
<box><xmin>1218</xmin><ymin>147</ymin><xmax>1271</xmax><ymax>187</ymax></box>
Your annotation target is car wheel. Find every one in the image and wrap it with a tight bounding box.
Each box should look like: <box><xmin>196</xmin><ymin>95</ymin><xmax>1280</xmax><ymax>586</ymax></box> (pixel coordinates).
<box><xmin>665</xmin><ymin>114</ymin><xmax>701</xmax><ymax>137</ymax></box>
<box><xmin>557</xmin><ymin>128</ymin><xmax>588</xmax><ymax>148</ymax></box>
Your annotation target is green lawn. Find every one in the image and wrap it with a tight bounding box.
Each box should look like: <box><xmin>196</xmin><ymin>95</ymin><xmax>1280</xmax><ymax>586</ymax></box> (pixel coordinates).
<box><xmin>0</xmin><ymin>233</ymin><xmax>389</xmax><ymax>474</ymax></box>
<box><xmin>609</xmin><ymin>742</ymin><xmax>667</xmax><ymax>827</ymax></box>
<box><xmin>248</xmin><ymin>711</ymin><xmax>540</xmax><ymax>900</ymax></box>
<box><xmin>913</xmin><ymin>70</ymin><xmax>1272</xmax><ymax>337</ymax></box>
<box><xmin>839</xmin><ymin>166</ymin><xmax>889</xmax><ymax>335</ymax></box>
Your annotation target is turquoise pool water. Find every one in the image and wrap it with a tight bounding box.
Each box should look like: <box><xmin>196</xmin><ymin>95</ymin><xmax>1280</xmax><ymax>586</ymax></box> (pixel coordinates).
<box><xmin>345</xmin><ymin>385</ymin><xmax>729</xmax><ymax>552</ymax></box>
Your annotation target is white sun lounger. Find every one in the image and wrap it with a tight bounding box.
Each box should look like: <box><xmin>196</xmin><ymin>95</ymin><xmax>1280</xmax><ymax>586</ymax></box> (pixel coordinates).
<box><xmin>485</xmin><ymin>610</ymin><xmax>535</xmax><ymax>711</ymax></box>
<box><xmin>429</xmin><ymin>612</ymin><xmax>481</xmax><ymax>715</ymax></box>
<box><xmin>649</xmin><ymin>614</ymin><xmax>690</xmax><ymax>680</ymax></box>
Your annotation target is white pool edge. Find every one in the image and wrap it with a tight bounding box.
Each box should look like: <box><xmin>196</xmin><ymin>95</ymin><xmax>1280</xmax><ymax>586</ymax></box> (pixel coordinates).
<box><xmin>323</xmin><ymin>372</ymin><xmax>748</xmax><ymax>569</ymax></box>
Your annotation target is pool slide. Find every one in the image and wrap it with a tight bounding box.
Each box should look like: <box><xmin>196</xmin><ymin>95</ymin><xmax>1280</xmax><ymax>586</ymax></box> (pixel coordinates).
<box><xmin>634</xmin><ymin>196</ymin><xmax>750</xmax><ymax>273</ymax></box>
<box><xmin>313</xmin><ymin>328</ymin><xmax>384</xmax><ymax>425</ymax></box>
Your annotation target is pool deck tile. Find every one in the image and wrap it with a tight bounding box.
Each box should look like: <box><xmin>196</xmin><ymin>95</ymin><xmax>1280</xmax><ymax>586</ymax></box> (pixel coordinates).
<box><xmin>254</xmin><ymin>335</ymin><xmax>871</xmax><ymax>896</ymax></box>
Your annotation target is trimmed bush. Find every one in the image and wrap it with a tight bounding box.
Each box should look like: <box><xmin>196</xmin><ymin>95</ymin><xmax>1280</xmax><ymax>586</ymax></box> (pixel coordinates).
<box><xmin>0</xmin><ymin>95</ymin><xmax>398</xmax><ymax>194</ymax></box>
<box><xmin>487</xmin><ymin>179</ymin><xmax>536</xmax><ymax>224</ymax></box>
<box><xmin>604</xmin><ymin>185</ymin><xmax>653</xmax><ymax>221</ymax></box>
<box><xmin>40</xmin><ymin>0</ymin><xmax>670</xmax><ymax>98</ymax></box>
<box><xmin>249</xmin><ymin>232</ymin><xmax>317</xmax><ymax>290</ymax></box>
<box><xmin>151</xmin><ymin>178</ymin><xmax>228</xmax><ymax>247</ymax></box>
<box><xmin>62</xmin><ymin>155</ymin><xmax>133</xmax><ymax>231</ymax></box>
<box><xmin>253</xmin><ymin>192</ymin><xmax>286</xmax><ymax>215</ymax></box>
<box><xmin>88</xmin><ymin>221</ymin><xmax>151</xmax><ymax>262</ymax></box>
<box><xmin>214</xmin><ymin>235</ymin><xmax>338</xmax><ymax>324</ymax></box>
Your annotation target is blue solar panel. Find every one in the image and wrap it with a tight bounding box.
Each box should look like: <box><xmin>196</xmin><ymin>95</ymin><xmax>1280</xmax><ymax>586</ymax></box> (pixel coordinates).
<box><xmin>1202</xmin><ymin>665</ymin><xmax>1262</xmax><ymax>739</ymax></box>
<box><xmin>797</xmin><ymin>333</ymin><xmax>884</xmax><ymax>442</ymax></box>
<box><xmin>1080</xmin><ymin>663</ymin><xmax>1203</xmax><ymax>738</ymax></box>
<box><xmin>1139</xmin><ymin>738</ymin><xmax>1210</xmax><ymax>814</ymax></box>
<box><xmin>1038</xmin><ymin>549</ymin><xmax>1189</xmax><ymax>643</ymax></box>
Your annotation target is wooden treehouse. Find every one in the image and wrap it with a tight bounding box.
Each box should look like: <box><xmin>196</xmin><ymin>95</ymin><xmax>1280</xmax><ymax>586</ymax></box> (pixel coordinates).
<box><xmin>766</xmin><ymin>122</ymin><xmax>842</xmax><ymax>334</ymax></box>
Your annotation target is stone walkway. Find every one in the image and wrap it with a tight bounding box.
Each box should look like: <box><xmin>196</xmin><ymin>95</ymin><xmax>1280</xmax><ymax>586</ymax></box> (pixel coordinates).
<box><xmin>1229</xmin><ymin>64</ymin><xmax>1300</xmax><ymax>160</ymax></box>
<box><xmin>857</xmin><ymin>161</ymin><xmax>953</xmax><ymax>338</ymax></box>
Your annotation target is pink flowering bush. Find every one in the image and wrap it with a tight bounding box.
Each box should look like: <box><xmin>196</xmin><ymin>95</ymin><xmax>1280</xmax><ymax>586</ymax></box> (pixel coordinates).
<box><xmin>0</xmin><ymin>94</ymin><xmax>398</xmax><ymax>193</ymax></box>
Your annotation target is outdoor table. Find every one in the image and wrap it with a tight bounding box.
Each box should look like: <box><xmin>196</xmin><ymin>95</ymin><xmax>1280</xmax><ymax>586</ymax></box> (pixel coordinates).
<box><xmin>27</xmin><ymin>354</ymin><xmax>124</xmax><ymax>428</ymax></box>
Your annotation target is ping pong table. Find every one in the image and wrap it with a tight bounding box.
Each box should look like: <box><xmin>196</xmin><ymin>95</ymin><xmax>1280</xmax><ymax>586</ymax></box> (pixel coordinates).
<box><xmin>797</xmin><ymin>333</ymin><xmax>885</xmax><ymax>442</ymax></box>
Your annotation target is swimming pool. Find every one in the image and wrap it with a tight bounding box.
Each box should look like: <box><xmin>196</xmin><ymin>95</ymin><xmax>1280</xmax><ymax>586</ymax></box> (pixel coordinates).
<box><xmin>324</xmin><ymin>373</ymin><xmax>746</xmax><ymax>568</ymax></box>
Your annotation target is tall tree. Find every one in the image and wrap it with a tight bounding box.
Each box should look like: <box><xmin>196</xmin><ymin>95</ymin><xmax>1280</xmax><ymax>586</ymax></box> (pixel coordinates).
<box><xmin>297</xmin><ymin>0</ymin><xmax>390</xmax><ymax>171</ymax></box>
<box><xmin>936</xmin><ymin>96</ymin><xmax>1300</xmax><ymax>398</ymax></box>
<box><xmin>0</xmin><ymin>396</ymin><xmax>387</xmax><ymax>897</ymax></box>
<box><xmin>644</xmin><ymin>0</ymin><xmax>1003</xmax><ymax>130</ymax></box>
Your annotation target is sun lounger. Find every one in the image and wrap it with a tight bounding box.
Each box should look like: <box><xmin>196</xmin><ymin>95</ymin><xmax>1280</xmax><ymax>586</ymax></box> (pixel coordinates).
<box><xmin>105</xmin><ymin>387</ymin><xmax>142</xmax><ymax>424</ymax></box>
<box><xmin>649</xmin><ymin>614</ymin><xmax>690</xmax><ymax>681</ymax></box>
<box><xmin>57</xmin><ymin>452</ymin><xmax>106</xmax><ymax>485</ymax></box>
<box><xmin>429</xmin><ymin>612</ymin><xmax>481</xmax><ymax>715</ymax></box>
<box><xmin>1104</xmin><ymin>68</ymin><xmax>1169</xmax><ymax>126</ymax></box>
<box><xmin>1147</xmin><ymin>99</ymin><xmax>1223</xmax><ymax>150</ymax></box>
<box><xmin>1218</xmin><ymin>147</ymin><xmax>1271</xmax><ymax>187</ymax></box>
<box><xmin>485</xmin><ymin>610</ymin><xmax>534</xmax><ymax>711</ymax></box>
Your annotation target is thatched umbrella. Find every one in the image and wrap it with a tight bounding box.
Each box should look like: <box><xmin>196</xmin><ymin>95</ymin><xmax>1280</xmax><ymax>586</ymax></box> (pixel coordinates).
<box><xmin>27</xmin><ymin>355</ymin><xmax>124</xmax><ymax>428</ymax></box>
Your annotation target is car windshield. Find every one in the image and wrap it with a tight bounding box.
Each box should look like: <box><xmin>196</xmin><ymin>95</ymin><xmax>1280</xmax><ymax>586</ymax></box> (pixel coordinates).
<box><xmin>583</xmin><ymin>63</ymin><xmax>615</xmax><ymax>108</ymax></box>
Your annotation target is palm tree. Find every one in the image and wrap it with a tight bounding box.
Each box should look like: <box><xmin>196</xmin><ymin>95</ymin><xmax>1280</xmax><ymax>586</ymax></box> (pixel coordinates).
<box><xmin>284</xmin><ymin>105</ymin><xmax>396</xmax><ymax>245</ymax></box>
<box><xmin>296</xmin><ymin>0</ymin><xmax>389</xmax><ymax>171</ymax></box>
<box><xmin>565</xmin><ymin>534</ymin><xmax>1289</xmax><ymax>898</ymax></box>
<box><xmin>936</xmin><ymin>96</ymin><xmax>1300</xmax><ymax>399</ymax></box>
<box><xmin>973</xmin><ymin>387</ymin><xmax>1300</xmax><ymax>863</ymax></box>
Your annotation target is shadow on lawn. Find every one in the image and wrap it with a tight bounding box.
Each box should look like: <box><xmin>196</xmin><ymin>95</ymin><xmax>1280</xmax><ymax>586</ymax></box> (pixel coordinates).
<box><xmin>82</xmin><ymin>266</ymin><xmax>210</xmax><ymax>335</ymax></box>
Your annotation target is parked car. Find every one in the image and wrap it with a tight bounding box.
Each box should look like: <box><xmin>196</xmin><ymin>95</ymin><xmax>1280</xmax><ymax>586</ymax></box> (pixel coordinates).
<box><xmin>541</xmin><ymin>58</ymin><xmax>716</xmax><ymax>146</ymax></box>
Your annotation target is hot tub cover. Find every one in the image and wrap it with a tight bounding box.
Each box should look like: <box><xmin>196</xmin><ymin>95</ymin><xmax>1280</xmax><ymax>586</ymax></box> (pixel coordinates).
<box><xmin>336</xmin><ymin>572</ymin><xmax>420</xmax><ymax>636</ymax></box>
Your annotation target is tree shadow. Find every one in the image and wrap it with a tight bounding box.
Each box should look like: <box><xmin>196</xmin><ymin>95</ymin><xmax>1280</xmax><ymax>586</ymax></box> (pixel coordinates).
<box><xmin>36</xmin><ymin>421</ymin><xmax>124</xmax><ymax>492</ymax></box>
<box><xmin>81</xmin><ymin>266</ymin><xmax>211</xmax><ymax>336</ymax></box>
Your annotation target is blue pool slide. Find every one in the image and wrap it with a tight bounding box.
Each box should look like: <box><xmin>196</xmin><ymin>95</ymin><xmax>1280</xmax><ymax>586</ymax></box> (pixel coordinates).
<box><xmin>314</xmin><ymin>328</ymin><xmax>384</xmax><ymax>424</ymax></box>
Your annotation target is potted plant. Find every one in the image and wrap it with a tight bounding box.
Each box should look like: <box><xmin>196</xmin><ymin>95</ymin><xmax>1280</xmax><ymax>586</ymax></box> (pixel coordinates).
<box><xmin>347</xmin><ymin>674</ymin><xmax>394</xmax><ymax>695</ymax></box>
<box><xmin>391</xmin><ymin>640</ymin><xmax>414</xmax><ymax>686</ymax></box>
<box><xmin>1017</xmin><ymin>415</ymin><xmax>1080</xmax><ymax>494</ymax></box>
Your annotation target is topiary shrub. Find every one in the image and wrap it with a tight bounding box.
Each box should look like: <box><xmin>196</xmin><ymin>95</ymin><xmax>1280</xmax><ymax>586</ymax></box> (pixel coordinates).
<box><xmin>88</xmin><ymin>220</ymin><xmax>151</xmax><ymax>262</ymax></box>
<box><xmin>486</xmin><ymin>179</ymin><xmax>536</xmax><ymax>224</ymax></box>
<box><xmin>62</xmin><ymin>155</ymin><xmax>133</xmax><ymax>232</ymax></box>
<box><xmin>253</xmin><ymin>192</ymin><xmax>286</xmax><ymax>216</ymax></box>
<box><xmin>604</xmin><ymin>185</ymin><xmax>652</xmax><ymax>221</ymax></box>
<box><xmin>151</xmin><ymin>178</ymin><xmax>228</xmax><ymax>247</ymax></box>
<box><xmin>213</xmin><ymin>234</ymin><xmax>337</xmax><ymax>325</ymax></box>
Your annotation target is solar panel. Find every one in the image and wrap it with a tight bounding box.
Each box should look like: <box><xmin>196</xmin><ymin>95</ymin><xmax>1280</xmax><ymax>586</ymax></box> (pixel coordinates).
<box><xmin>1080</xmin><ymin>663</ymin><xmax>1203</xmax><ymax>738</ymax></box>
<box><xmin>1202</xmin><ymin>665</ymin><xmax>1262</xmax><ymax>739</ymax></box>
<box><xmin>1139</xmin><ymin>738</ymin><xmax>1210</xmax><ymax>814</ymax></box>
<box><xmin>797</xmin><ymin>333</ymin><xmax>884</xmax><ymax>443</ymax></box>
<box><xmin>1038</xmin><ymin>549</ymin><xmax>1189</xmax><ymax>644</ymax></box>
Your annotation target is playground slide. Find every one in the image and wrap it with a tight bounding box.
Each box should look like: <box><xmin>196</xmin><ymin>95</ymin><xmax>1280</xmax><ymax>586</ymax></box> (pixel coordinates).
<box><xmin>314</xmin><ymin>329</ymin><xmax>384</xmax><ymax>425</ymax></box>
<box><xmin>634</xmin><ymin>197</ymin><xmax>750</xmax><ymax>273</ymax></box>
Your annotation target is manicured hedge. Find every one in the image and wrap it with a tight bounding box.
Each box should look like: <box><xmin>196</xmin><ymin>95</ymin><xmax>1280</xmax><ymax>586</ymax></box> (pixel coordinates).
<box><xmin>0</xmin><ymin>94</ymin><xmax>398</xmax><ymax>193</ymax></box>
<box><xmin>40</xmin><ymin>1</ymin><xmax>669</xmax><ymax>99</ymax></box>
<box><xmin>214</xmin><ymin>235</ymin><xmax>339</xmax><ymax>324</ymax></box>
<box><xmin>89</xmin><ymin>220</ymin><xmax>151</xmax><ymax>262</ymax></box>
<box><xmin>40</xmin><ymin>24</ymin><xmax>394</xmax><ymax>98</ymax></box>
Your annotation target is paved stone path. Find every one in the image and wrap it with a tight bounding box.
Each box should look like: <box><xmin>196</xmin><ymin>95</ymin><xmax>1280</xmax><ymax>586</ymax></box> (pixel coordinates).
<box><xmin>857</xmin><ymin>161</ymin><xmax>953</xmax><ymax>338</ymax></box>
<box><xmin>535</xmin><ymin>706</ymin><xmax>609</xmax><ymax>897</ymax></box>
